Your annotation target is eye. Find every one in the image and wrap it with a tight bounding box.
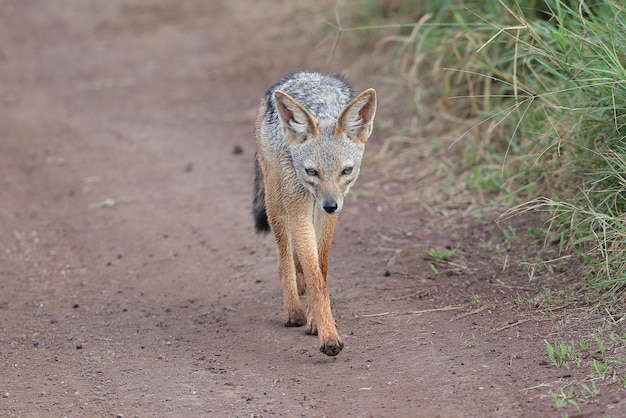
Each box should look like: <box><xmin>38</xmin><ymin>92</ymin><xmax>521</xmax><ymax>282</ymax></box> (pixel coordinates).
<box><xmin>341</xmin><ymin>166</ymin><xmax>353</xmax><ymax>176</ymax></box>
<box><xmin>305</xmin><ymin>168</ymin><xmax>318</xmax><ymax>177</ymax></box>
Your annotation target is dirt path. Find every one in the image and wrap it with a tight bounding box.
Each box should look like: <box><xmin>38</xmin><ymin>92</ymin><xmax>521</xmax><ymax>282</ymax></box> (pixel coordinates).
<box><xmin>1</xmin><ymin>1</ymin><xmax>624</xmax><ymax>417</ymax></box>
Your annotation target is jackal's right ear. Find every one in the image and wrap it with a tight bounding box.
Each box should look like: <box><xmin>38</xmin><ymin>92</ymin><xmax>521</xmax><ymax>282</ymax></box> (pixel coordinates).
<box><xmin>337</xmin><ymin>88</ymin><xmax>377</xmax><ymax>144</ymax></box>
<box><xmin>274</xmin><ymin>90</ymin><xmax>319</xmax><ymax>144</ymax></box>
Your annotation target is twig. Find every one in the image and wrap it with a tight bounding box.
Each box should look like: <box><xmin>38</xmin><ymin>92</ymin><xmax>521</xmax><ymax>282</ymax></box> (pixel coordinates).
<box><xmin>494</xmin><ymin>279</ymin><xmax>534</xmax><ymax>291</ymax></box>
<box><xmin>390</xmin><ymin>288</ymin><xmax>432</xmax><ymax>301</ymax></box>
<box><xmin>377</xmin><ymin>232</ymin><xmax>395</xmax><ymax>242</ymax></box>
<box><xmin>359</xmin><ymin>305</ymin><xmax>466</xmax><ymax>318</ymax></box>
<box><xmin>543</xmin><ymin>302</ymin><xmax>575</xmax><ymax>312</ymax></box>
<box><xmin>453</xmin><ymin>304</ymin><xmax>492</xmax><ymax>320</ymax></box>
<box><xmin>519</xmin><ymin>382</ymin><xmax>552</xmax><ymax>393</ymax></box>
<box><xmin>385</xmin><ymin>248</ymin><xmax>402</xmax><ymax>267</ymax></box>
<box><xmin>489</xmin><ymin>318</ymin><xmax>532</xmax><ymax>334</ymax></box>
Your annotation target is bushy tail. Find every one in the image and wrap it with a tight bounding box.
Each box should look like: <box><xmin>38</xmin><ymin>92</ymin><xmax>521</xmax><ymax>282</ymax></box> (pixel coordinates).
<box><xmin>253</xmin><ymin>154</ymin><xmax>270</xmax><ymax>234</ymax></box>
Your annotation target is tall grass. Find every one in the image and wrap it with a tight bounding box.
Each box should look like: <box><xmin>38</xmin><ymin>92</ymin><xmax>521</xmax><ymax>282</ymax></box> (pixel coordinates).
<box><xmin>350</xmin><ymin>0</ymin><xmax>626</xmax><ymax>291</ymax></box>
<box><xmin>480</xmin><ymin>1</ymin><xmax>626</xmax><ymax>291</ymax></box>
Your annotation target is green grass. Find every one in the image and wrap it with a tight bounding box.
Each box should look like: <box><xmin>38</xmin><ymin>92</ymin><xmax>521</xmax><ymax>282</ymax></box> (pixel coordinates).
<box><xmin>544</xmin><ymin>338</ymin><xmax>582</xmax><ymax>370</ymax></box>
<box><xmin>540</xmin><ymin>328</ymin><xmax>626</xmax><ymax>412</ymax></box>
<box><xmin>549</xmin><ymin>387</ymin><xmax>580</xmax><ymax>413</ymax></box>
<box><xmin>580</xmin><ymin>380</ymin><xmax>601</xmax><ymax>398</ymax></box>
<box><xmin>464</xmin><ymin>333</ymin><xmax>478</xmax><ymax>348</ymax></box>
<box><xmin>427</xmin><ymin>244</ymin><xmax>460</xmax><ymax>261</ymax></box>
<box><xmin>471</xmin><ymin>1</ymin><xmax>626</xmax><ymax>291</ymax></box>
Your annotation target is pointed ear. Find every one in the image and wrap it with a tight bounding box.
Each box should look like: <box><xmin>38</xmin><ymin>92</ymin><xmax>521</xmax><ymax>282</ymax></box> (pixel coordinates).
<box><xmin>337</xmin><ymin>88</ymin><xmax>377</xmax><ymax>143</ymax></box>
<box><xmin>274</xmin><ymin>90</ymin><xmax>319</xmax><ymax>144</ymax></box>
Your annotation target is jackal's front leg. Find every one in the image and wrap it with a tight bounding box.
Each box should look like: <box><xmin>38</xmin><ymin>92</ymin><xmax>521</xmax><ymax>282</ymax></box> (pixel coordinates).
<box><xmin>304</xmin><ymin>210</ymin><xmax>338</xmax><ymax>335</ymax></box>
<box><xmin>292</xmin><ymin>212</ymin><xmax>343</xmax><ymax>356</ymax></box>
<box><xmin>263</xmin><ymin>176</ymin><xmax>306</xmax><ymax>327</ymax></box>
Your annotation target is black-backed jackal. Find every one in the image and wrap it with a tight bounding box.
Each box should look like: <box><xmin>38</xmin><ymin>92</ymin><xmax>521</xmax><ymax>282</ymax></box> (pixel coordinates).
<box><xmin>254</xmin><ymin>72</ymin><xmax>376</xmax><ymax>356</ymax></box>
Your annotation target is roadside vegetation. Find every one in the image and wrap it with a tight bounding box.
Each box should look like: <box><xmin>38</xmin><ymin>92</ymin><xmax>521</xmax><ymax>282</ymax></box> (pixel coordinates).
<box><xmin>334</xmin><ymin>0</ymin><xmax>625</xmax><ymax>296</ymax></box>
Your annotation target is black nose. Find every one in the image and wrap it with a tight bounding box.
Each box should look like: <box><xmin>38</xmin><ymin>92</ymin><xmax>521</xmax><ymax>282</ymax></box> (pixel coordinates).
<box><xmin>323</xmin><ymin>201</ymin><xmax>338</xmax><ymax>214</ymax></box>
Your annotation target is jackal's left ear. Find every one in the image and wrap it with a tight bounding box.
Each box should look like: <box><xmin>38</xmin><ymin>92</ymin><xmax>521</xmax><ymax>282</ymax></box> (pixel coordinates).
<box><xmin>337</xmin><ymin>88</ymin><xmax>377</xmax><ymax>143</ymax></box>
<box><xmin>274</xmin><ymin>90</ymin><xmax>319</xmax><ymax>144</ymax></box>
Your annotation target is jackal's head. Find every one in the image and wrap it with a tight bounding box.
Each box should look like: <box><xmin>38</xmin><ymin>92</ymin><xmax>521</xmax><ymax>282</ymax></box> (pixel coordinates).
<box><xmin>274</xmin><ymin>88</ymin><xmax>377</xmax><ymax>214</ymax></box>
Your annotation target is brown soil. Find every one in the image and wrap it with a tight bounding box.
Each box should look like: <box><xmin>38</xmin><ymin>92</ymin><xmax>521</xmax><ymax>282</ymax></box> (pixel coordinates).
<box><xmin>1</xmin><ymin>1</ymin><xmax>624</xmax><ymax>417</ymax></box>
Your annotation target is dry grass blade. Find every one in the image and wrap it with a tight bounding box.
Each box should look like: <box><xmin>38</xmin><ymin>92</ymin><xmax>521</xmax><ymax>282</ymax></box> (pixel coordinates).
<box><xmin>489</xmin><ymin>318</ymin><xmax>532</xmax><ymax>333</ymax></box>
<box><xmin>359</xmin><ymin>304</ymin><xmax>466</xmax><ymax>318</ymax></box>
<box><xmin>453</xmin><ymin>304</ymin><xmax>492</xmax><ymax>320</ymax></box>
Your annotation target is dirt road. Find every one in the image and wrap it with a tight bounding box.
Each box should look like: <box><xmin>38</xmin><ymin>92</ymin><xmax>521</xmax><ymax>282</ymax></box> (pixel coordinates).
<box><xmin>1</xmin><ymin>1</ymin><xmax>624</xmax><ymax>417</ymax></box>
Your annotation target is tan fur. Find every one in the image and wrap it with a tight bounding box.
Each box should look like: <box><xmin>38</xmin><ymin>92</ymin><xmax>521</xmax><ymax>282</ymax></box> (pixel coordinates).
<box><xmin>254</xmin><ymin>72</ymin><xmax>376</xmax><ymax>356</ymax></box>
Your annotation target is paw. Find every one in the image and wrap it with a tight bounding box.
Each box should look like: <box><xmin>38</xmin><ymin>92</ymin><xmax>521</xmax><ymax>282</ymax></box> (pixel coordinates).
<box><xmin>284</xmin><ymin>309</ymin><xmax>306</xmax><ymax>327</ymax></box>
<box><xmin>320</xmin><ymin>338</ymin><xmax>344</xmax><ymax>356</ymax></box>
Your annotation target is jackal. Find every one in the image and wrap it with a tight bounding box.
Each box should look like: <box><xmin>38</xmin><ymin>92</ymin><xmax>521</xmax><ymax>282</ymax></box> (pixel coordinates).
<box><xmin>253</xmin><ymin>72</ymin><xmax>376</xmax><ymax>356</ymax></box>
